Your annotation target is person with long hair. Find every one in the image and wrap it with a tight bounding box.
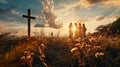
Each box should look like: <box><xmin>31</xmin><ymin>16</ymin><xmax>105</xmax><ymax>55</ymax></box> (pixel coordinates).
<box><xmin>69</xmin><ymin>22</ymin><xmax>73</xmax><ymax>39</ymax></box>
<box><xmin>74</xmin><ymin>23</ymin><xmax>79</xmax><ymax>39</ymax></box>
<box><xmin>82</xmin><ymin>23</ymin><xmax>87</xmax><ymax>38</ymax></box>
<box><xmin>79</xmin><ymin>23</ymin><xmax>82</xmax><ymax>38</ymax></box>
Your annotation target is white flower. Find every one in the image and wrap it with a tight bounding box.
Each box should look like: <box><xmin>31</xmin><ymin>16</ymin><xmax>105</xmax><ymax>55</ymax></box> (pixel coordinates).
<box><xmin>95</xmin><ymin>52</ymin><xmax>104</xmax><ymax>58</ymax></box>
<box><xmin>75</xmin><ymin>43</ymin><xmax>81</xmax><ymax>47</ymax></box>
<box><xmin>21</xmin><ymin>56</ymin><xmax>25</xmax><ymax>60</ymax></box>
<box><xmin>26</xmin><ymin>55</ymin><xmax>31</xmax><ymax>59</ymax></box>
<box><xmin>31</xmin><ymin>52</ymin><xmax>34</xmax><ymax>56</ymax></box>
<box><xmin>24</xmin><ymin>51</ymin><xmax>30</xmax><ymax>54</ymax></box>
<box><xmin>99</xmin><ymin>52</ymin><xmax>104</xmax><ymax>56</ymax></box>
<box><xmin>89</xmin><ymin>37</ymin><xmax>95</xmax><ymax>42</ymax></box>
<box><xmin>74</xmin><ymin>39</ymin><xmax>80</xmax><ymax>42</ymax></box>
<box><xmin>86</xmin><ymin>45</ymin><xmax>91</xmax><ymax>47</ymax></box>
<box><xmin>41</xmin><ymin>44</ymin><xmax>45</xmax><ymax>49</ymax></box>
<box><xmin>71</xmin><ymin>47</ymin><xmax>78</xmax><ymax>53</ymax></box>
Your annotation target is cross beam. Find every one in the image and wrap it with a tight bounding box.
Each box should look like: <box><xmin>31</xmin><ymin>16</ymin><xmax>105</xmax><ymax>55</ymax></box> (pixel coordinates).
<box><xmin>23</xmin><ymin>9</ymin><xmax>35</xmax><ymax>37</ymax></box>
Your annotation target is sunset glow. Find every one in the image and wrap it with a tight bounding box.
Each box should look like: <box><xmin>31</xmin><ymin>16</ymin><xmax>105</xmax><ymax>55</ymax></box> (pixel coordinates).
<box><xmin>0</xmin><ymin>0</ymin><xmax>120</xmax><ymax>36</ymax></box>
<box><xmin>72</xmin><ymin>24</ymin><xmax>76</xmax><ymax>33</ymax></box>
<box><xmin>72</xmin><ymin>27</ymin><xmax>76</xmax><ymax>33</ymax></box>
<box><xmin>0</xmin><ymin>0</ymin><xmax>120</xmax><ymax>67</ymax></box>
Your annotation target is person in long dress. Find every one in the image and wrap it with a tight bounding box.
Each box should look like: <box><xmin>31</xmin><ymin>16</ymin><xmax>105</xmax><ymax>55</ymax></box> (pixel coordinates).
<box><xmin>74</xmin><ymin>23</ymin><xmax>79</xmax><ymax>39</ymax></box>
<box><xmin>79</xmin><ymin>23</ymin><xmax>82</xmax><ymax>39</ymax></box>
<box><xmin>69</xmin><ymin>22</ymin><xmax>73</xmax><ymax>39</ymax></box>
<box><xmin>82</xmin><ymin>23</ymin><xmax>87</xmax><ymax>38</ymax></box>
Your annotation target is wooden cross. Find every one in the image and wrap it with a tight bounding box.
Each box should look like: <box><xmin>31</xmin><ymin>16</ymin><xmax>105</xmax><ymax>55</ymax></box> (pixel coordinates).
<box><xmin>23</xmin><ymin>9</ymin><xmax>35</xmax><ymax>37</ymax></box>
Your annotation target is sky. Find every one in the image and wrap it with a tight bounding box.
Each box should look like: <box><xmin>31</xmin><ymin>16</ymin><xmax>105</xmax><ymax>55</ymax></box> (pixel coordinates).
<box><xmin>0</xmin><ymin>0</ymin><xmax>120</xmax><ymax>36</ymax></box>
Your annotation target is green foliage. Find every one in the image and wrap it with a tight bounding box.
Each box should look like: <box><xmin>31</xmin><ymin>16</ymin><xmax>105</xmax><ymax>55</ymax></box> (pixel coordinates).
<box><xmin>95</xmin><ymin>18</ymin><xmax>120</xmax><ymax>36</ymax></box>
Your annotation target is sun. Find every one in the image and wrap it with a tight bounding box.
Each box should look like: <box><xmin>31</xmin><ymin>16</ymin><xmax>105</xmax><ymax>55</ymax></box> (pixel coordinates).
<box><xmin>72</xmin><ymin>25</ymin><xmax>76</xmax><ymax>32</ymax></box>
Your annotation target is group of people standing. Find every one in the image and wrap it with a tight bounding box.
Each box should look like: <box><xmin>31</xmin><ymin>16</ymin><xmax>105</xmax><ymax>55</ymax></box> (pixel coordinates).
<box><xmin>69</xmin><ymin>22</ymin><xmax>87</xmax><ymax>39</ymax></box>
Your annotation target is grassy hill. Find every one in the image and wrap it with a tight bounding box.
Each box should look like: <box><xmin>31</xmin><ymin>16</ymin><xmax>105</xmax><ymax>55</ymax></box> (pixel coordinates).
<box><xmin>0</xmin><ymin>36</ymin><xmax>120</xmax><ymax>67</ymax></box>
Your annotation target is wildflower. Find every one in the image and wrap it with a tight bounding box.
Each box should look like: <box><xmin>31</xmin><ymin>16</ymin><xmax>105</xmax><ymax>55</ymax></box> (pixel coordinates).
<box><xmin>70</xmin><ymin>47</ymin><xmax>78</xmax><ymax>53</ymax></box>
<box><xmin>20</xmin><ymin>51</ymin><xmax>34</xmax><ymax>67</ymax></box>
<box><xmin>26</xmin><ymin>38</ymin><xmax>30</xmax><ymax>42</ymax></box>
<box><xmin>41</xmin><ymin>43</ymin><xmax>45</xmax><ymax>49</ymax></box>
<box><xmin>86</xmin><ymin>45</ymin><xmax>91</xmax><ymax>52</ymax></box>
<box><xmin>80</xmin><ymin>44</ymin><xmax>84</xmax><ymax>48</ymax></box>
<box><xmin>26</xmin><ymin>55</ymin><xmax>31</xmax><ymax>59</ymax></box>
<box><xmin>31</xmin><ymin>52</ymin><xmax>34</xmax><ymax>56</ymax></box>
<box><xmin>37</xmin><ymin>43</ymin><xmax>48</xmax><ymax>67</ymax></box>
<box><xmin>75</xmin><ymin>43</ymin><xmax>81</xmax><ymax>47</ymax></box>
<box><xmin>66</xmin><ymin>39</ymin><xmax>72</xmax><ymax>43</ymax></box>
<box><xmin>24</xmin><ymin>51</ymin><xmax>30</xmax><ymax>54</ymax></box>
<box><xmin>75</xmin><ymin>43</ymin><xmax>84</xmax><ymax>48</ymax></box>
<box><xmin>89</xmin><ymin>37</ymin><xmax>95</xmax><ymax>42</ymax></box>
<box><xmin>86</xmin><ymin>45</ymin><xmax>91</xmax><ymax>47</ymax></box>
<box><xmin>96</xmin><ymin>46</ymin><xmax>101</xmax><ymax>48</ymax></box>
<box><xmin>74</xmin><ymin>38</ymin><xmax>80</xmax><ymax>43</ymax></box>
<box><xmin>95</xmin><ymin>52</ymin><xmax>104</xmax><ymax>58</ymax></box>
<box><xmin>20</xmin><ymin>56</ymin><xmax>25</xmax><ymax>60</ymax></box>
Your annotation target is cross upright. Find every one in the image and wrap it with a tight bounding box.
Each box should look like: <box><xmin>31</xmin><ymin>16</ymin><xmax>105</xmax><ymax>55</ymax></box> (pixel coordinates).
<box><xmin>23</xmin><ymin>9</ymin><xmax>35</xmax><ymax>37</ymax></box>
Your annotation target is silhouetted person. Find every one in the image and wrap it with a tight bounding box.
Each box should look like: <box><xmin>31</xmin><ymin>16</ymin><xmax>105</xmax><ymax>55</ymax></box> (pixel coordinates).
<box><xmin>79</xmin><ymin>23</ymin><xmax>82</xmax><ymax>38</ymax></box>
<box><xmin>82</xmin><ymin>23</ymin><xmax>87</xmax><ymax>38</ymax></box>
<box><xmin>51</xmin><ymin>32</ymin><xmax>53</xmax><ymax>38</ymax></box>
<box><xmin>69</xmin><ymin>22</ymin><xmax>73</xmax><ymax>39</ymax></box>
<box><xmin>74</xmin><ymin>23</ymin><xmax>79</xmax><ymax>39</ymax></box>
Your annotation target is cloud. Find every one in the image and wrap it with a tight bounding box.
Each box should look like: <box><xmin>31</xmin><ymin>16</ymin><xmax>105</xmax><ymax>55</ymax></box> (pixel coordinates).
<box><xmin>92</xmin><ymin>15</ymin><xmax>119</xmax><ymax>24</ymax></box>
<box><xmin>107</xmin><ymin>16</ymin><xmax>120</xmax><ymax>21</ymax></box>
<box><xmin>8</xmin><ymin>28</ymin><xmax>26</xmax><ymax>36</ymax></box>
<box><xmin>0</xmin><ymin>0</ymin><xmax>7</xmax><ymax>3</ymax></box>
<box><xmin>105</xmin><ymin>0</ymin><xmax>120</xmax><ymax>7</ymax></box>
<box><xmin>53</xmin><ymin>0</ymin><xmax>79</xmax><ymax>10</ymax></box>
<box><xmin>84</xmin><ymin>0</ymin><xmax>106</xmax><ymax>4</ymax></box>
<box><xmin>75</xmin><ymin>0</ymin><xmax>120</xmax><ymax>8</ymax></box>
<box><xmin>78</xmin><ymin>0</ymin><xmax>106</xmax><ymax>8</ymax></box>
<box><xmin>41</xmin><ymin>0</ymin><xmax>63</xmax><ymax>29</ymax></box>
<box><xmin>34</xmin><ymin>23</ymin><xmax>45</xmax><ymax>27</ymax></box>
<box><xmin>96</xmin><ymin>15</ymin><xmax>105</xmax><ymax>21</ymax></box>
<box><xmin>0</xmin><ymin>5</ymin><xmax>26</xmax><ymax>24</ymax></box>
<box><xmin>0</xmin><ymin>0</ymin><xmax>14</xmax><ymax>4</ymax></box>
<box><xmin>0</xmin><ymin>5</ymin><xmax>18</xmax><ymax>15</ymax></box>
<box><xmin>0</xmin><ymin>20</ymin><xmax>27</xmax><ymax>36</ymax></box>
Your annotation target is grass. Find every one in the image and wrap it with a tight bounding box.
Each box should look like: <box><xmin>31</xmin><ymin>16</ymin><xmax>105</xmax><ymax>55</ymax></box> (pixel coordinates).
<box><xmin>0</xmin><ymin>36</ymin><xmax>120</xmax><ymax>67</ymax></box>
